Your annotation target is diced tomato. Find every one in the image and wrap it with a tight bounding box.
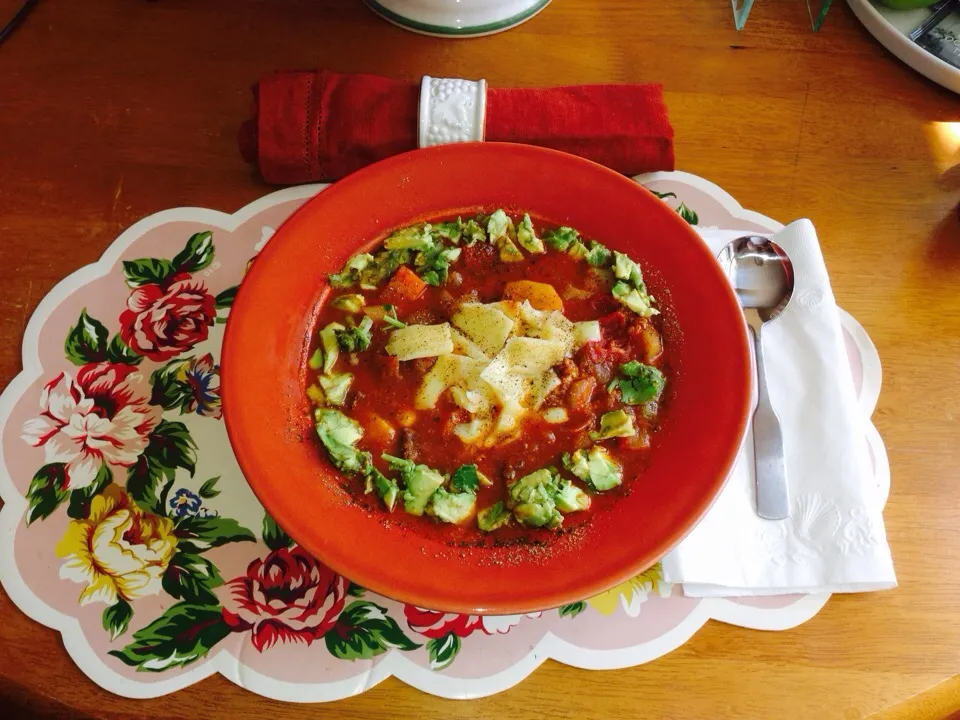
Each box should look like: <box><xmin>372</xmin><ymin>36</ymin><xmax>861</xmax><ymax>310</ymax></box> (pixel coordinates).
<box><xmin>381</xmin><ymin>266</ymin><xmax>427</xmax><ymax>303</ymax></box>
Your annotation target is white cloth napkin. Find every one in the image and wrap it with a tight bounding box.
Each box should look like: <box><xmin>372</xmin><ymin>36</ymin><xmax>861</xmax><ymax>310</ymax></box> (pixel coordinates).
<box><xmin>660</xmin><ymin>220</ymin><xmax>897</xmax><ymax>597</ymax></box>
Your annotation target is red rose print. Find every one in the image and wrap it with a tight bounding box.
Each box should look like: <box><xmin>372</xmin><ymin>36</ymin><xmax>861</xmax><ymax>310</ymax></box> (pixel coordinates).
<box><xmin>119</xmin><ymin>273</ymin><xmax>216</xmax><ymax>361</ymax></box>
<box><xmin>403</xmin><ymin>606</ymin><xmax>485</xmax><ymax>639</ymax></box>
<box><xmin>221</xmin><ymin>545</ymin><xmax>347</xmax><ymax>652</ymax></box>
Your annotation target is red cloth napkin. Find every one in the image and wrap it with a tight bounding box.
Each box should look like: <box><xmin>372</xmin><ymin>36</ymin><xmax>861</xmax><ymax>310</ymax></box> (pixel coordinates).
<box><xmin>238</xmin><ymin>70</ymin><xmax>674</xmax><ymax>185</ymax></box>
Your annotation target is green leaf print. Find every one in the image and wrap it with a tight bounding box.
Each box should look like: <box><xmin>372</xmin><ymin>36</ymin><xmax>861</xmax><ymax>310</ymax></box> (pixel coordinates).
<box><xmin>127</xmin><ymin>420</ymin><xmax>197</xmax><ymax>514</ymax></box>
<box><xmin>215</xmin><ymin>286</ymin><xmax>238</xmax><ymax>310</ymax></box>
<box><xmin>172</xmin><ymin>231</ymin><xmax>215</xmax><ymax>274</ymax></box>
<box><xmin>174</xmin><ymin>515</ymin><xmax>256</xmax><ymax>554</ymax></box>
<box><xmin>25</xmin><ymin>463</ymin><xmax>69</xmax><ymax>525</ymax></box>
<box><xmin>149</xmin><ymin>358</ymin><xmax>194</xmax><ymax>412</ymax></box>
<box><xmin>161</xmin><ymin>552</ymin><xmax>224</xmax><ymax>606</ymax></box>
<box><xmin>108</xmin><ymin>602</ymin><xmax>231</xmax><ymax>672</ymax></box>
<box><xmin>558</xmin><ymin>601</ymin><xmax>587</xmax><ymax>619</ymax></box>
<box><xmin>102</xmin><ymin>599</ymin><xmax>133</xmax><ymax>641</ymax></box>
<box><xmin>105</xmin><ymin>334</ymin><xmax>142</xmax><ymax>365</ymax></box>
<box><xmin>425</xmin><ymin>632</ymin><xmax>461</xmax><ymax>670</ymax></box>
<box><xmin>325</xmin><ymin>601</ymin><xmax>421</xmax><ymax>660</ymax></box>
<box><xmin>64</xmin><ymin>310</ymin><xmax>109</xmax><ymax>365</ymax></box>
<box><xmin>677</xmin><ymin>202</ymin><xmax>698</xmax><ymax>226</ymax></box>
<box><xmin>122</xmin><ymin>257</ymin><xmax>177</xmax><ymax>288</ymax></box>
<box><xmin>262</xmin><ymin>513</ymin><xmax>294</xmax><ymax>552</ymax></box>
<box><xmin>648</xmin><ymin>190</ymin><xmax>677</xmax><ymax>200</ymax></box>
<box><xmin>198</xmin><ymin>476</ymin><xmax>221</xmax><ymax>499</ymax></box>
<box><xmin>66</xmin><ymin>464</ymin><xmax>112</xmax><ymax>520</ymax></box>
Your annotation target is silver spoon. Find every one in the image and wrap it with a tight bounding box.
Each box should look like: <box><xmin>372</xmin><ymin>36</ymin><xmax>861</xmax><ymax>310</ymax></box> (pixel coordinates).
<box><xmin>718</xmin><ymin>236</ymin><xmax>795</xmax><ymax>520</ymax></box>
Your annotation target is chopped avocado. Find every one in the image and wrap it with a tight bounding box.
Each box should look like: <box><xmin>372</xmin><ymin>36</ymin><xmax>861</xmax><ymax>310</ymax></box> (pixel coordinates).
<box><xmin>319</xmin><ymin>322</ymin><xmax>344</xmax><ymax>375</ymax></box>
<box><xmin>567</xmin><ymin>241</ymin><xmax>589</xmax><ymax>261</ymax></box>
<box><xmin>612</xmin><ymin>281</ymin><xmax>659</xmax><ymax>318</ymax></box>
<box><xmin>586</xmin><ymin>446</ymin><xmax>622</xmax><ymax>491</ymax></box>
<box><xmin>415</xmin><ymin>242</ymin><xmax>461</xmax><ymax>286</ymax></box>
<box><xmin>329</xmin><ymin>253</ymin><xmax>374</xmax><ymax>288</ymax></box>
<box><xmin>617</xmin><ymin>361</ymin><xmax>666</xmax><ymax>404</ymax></box>
<box><xmin>367</xmin><ymin>467</ymin><xmax>399</xmax><ymax>511</ymax></box>
<box><xmin>434</xmin><ymin>218</ymin><xmax>463</xmax><ymax>244</ymax></box>
<box><xmin>307</xmin><ymin>347</ymin><xmax>324</xmax><ymax>370</ymax></box>
<box><xmin>461</xmin><ymin>218</ymin><xmax>487</xmax><ymax>246</ymax></box>
<box><xmin>496</xmin><ymin>235</ymin><xmax>524</xmax><ymax>263</ymax></box>
<box><xmin>508</xmin><ymin>468</ymin><xmax>559</xmax><ymax>506</ymax></box>
<box><xmin>477</xmin><ymin>501</ymin><xmax>512</xmax><ymax>532</ymax></box>
<box><xmin>544</xmin><ymin>226</ymin><xmax>579</xmax><ymax>252</ymax></box>
<box><xmin>384</xmin><ymin>223</ymin><xmax>433</xmax><ymax>251</ymax></box>
<box><xmin>514</xmin><ymin>501</ymin><xmax>563</xmax><ymax>528</ymax></box>
<box><xmin>318</xmin><ymin>372</ymin><xmax>353</xmax><ymax>406</ymax></box>
<box><xmin>564</xmin><ymin>446</ymin><xmax>623</xmax><ymax>491</ymax></box>
<box><xmin>613</xmin><ymin>251</ymin><xmax>644</xmax><ymax>288</ymax></box>
<box><xmin>306</xmin><ymin>383</ymin><xmax>325</xmax><ymax>406</ymax></box>
<box><xmin>382</xmin><ymin>454</ymin><xmax>446</xmax><ymax>516</ymax></box>
<box><xmin>508</xmin><ymin>468</ymin><xmax>563</xmax><ymax>528</ymax></box>
<box><xmin>562</xmin><ymin>450</ymin><xmax>591</xmax><ymax>482</ymax></box>
<box><xmin>554</xmin><ymin>479</ymin><xmax>592</xmax><ymax>512</ymax></box>
<box><xmin>427</xmin><ymin>487</ymin><xmax>477</xmax><ymax>524</ymax></box>
<box><xmin>450</xmin><ymin>464</ymin><xmax>480</xmax><ymax>493</ymax></box>
<box><xmin>315</xmin><ymin>409</ymin><xmax>370</xmax><ymax>474</ymax></box>
<box><xmin>358</xmin><ymin>248</ymin><xmax>412</xmax><ymax>289</ymax></box>
<box><xmin>585</xmin><ymin>241</ymin><xmax>612</xmax><ymax>267</ymax></box>
<box><xmin>382</xmin><ymin>304</ymin><xmax>406</xmax><ymax>329</ymax></box>
<box><xmin>335</xmin><ymin>316</ymin><xmax>374</xmax><ymax>352</ymax></box>
<box><xmin>486</xmin><ymin>209</ymin><xmax>513</xmax><ymax>241</ymax></box>
<box><xmin>332</xmin><ymin>294</ymin><xmax>366</xmax><ymax>313</ymax></box>
<box><xmin>516</xmin><ymin>214</ymin><xmax>545</xmax><ymax>254</ymax></box>
<box><xmin>590</xmin><ymin>410</ymin><xmax>637</xmax><ymax>441</ymax></box>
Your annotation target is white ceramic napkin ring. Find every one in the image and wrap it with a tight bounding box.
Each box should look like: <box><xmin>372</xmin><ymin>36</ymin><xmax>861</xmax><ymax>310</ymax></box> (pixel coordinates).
<box><xmin>418</xmin><ymin>76</ymin><xmax>487</xmax><ymax>147</ymax></box>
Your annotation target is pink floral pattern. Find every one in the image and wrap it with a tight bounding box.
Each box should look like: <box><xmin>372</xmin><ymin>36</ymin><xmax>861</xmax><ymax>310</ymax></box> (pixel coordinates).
<box><xmin>21</xmin><ymin>364</ymin><xmax>162</xmax><ymax>489</ymax></box>
<box><xmin>120</xmin><ymin>274</ymin><xmax>216</xmax><ymax>362</ymax></box>
<box><xmin>221</xmin><ymin>545</ymin><xmax>347</xmax><ymax>652</ymax></box>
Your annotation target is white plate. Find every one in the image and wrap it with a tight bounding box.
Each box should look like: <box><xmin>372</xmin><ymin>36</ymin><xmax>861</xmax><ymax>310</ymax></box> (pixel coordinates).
<box><xmin>847</xmin><ymin>0</ymin><xmax>960</xmax><ymax>94</ymax></box>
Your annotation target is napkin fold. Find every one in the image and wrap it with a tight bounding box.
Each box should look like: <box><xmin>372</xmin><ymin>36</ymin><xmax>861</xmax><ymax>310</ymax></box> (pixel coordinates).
<box><xmin>661</xmin><ymin>221</ymin><xmax>896</xmax><ymax>596</ymax></box>
<box><xmin>237</xmin><ymin>70</ymin><xmax>674</xmax><ymax>184</ymax></box>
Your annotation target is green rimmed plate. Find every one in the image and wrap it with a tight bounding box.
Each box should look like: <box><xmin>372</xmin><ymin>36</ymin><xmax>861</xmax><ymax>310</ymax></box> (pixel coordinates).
<box><xmin>364</xmin><ymin>0</ymin><xmax>551</xmax><ymax>38</ymax></box>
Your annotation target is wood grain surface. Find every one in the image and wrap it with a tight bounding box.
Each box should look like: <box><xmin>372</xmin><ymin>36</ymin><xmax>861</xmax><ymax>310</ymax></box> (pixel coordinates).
<box><xmin>1</xmin><ymin>0</ymin><xmax>958</xmax><ymax>718</ymax></box>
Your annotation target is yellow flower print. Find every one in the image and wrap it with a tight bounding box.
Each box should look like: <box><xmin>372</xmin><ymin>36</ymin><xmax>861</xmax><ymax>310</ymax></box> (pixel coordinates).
<box><xmin>55</xmin><ymin>485</ymin><xmax>178</xmax><ymax>606</ymax></box>
<box><xmin>586</xmin><ymin>563</ymin><xmax>670</xmax><ymax>616</ymax></box>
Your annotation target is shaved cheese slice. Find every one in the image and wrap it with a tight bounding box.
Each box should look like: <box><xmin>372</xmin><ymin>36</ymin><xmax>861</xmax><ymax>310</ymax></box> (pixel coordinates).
<box><xmin>486</xmin><ymin>398</ymin><xmax>525</xmax><ymax>446</ymax></box>
<box><xmin>479</xmin><ymin>354</ymin><xmax>527</xmax><ymax>406</ymax></box>
<box><xmin>531</xmin><ymin>371</ymin><xmax>561</xmax><ymax>409</ymax></box>
<box><xmin>386</xmin><ymin>323</ymin><xmax>453</xmax><ymax>361</ymax></box>
<box><xmin>416</xmin><ymin>354</ymin><xmax>486</xmax><ymax>409</ymax></box>
<box><xmin>502</xmin><ymin>337</ymin><xmax>566</xmax><ymax>377</ymax></box>
<box><xmin>452</xmin><ymin>303</ymin><xmax>516</xmax><ymax>357</ymax></box>
<box><xmin>450</xmin><ymin>327</ymin><xmax>489</xmax><ymax>361</ymax></box>
<box><xmin>542</xmin><ymin>311</ymin><xmax>575</xmax><ymax>354</ymax></box>
<box><xmin>489</xmin><ymin>300</ymin><xmax>521</xmax><ymax>320</ymax></box>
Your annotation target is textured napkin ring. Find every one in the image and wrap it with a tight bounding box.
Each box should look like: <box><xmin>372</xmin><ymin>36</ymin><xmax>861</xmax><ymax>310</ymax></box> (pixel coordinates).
<box><xmin>418</xmin><ymin>75</ymin><xmax>487</xmax><ymax>148</ymax></box>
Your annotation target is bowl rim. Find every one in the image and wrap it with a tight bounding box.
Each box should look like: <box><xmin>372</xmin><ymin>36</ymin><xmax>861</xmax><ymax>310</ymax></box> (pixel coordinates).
<box><xmin>221</xmin><ymin>142</ymin><xmax>753</xmax><ymax>614</ymax></box>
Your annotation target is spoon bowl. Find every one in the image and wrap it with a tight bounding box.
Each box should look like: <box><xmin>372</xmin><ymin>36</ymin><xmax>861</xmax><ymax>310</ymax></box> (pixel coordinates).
<box><xmin>718</xmin><ymin>235</ymin><xmax>796</xmax><ymax>520</ymax></box>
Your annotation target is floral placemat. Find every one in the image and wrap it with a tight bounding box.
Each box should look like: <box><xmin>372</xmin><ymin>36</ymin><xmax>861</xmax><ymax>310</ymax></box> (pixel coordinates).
<box><xmin>0</xmin><ymin>172</ymin><xmax>887</xmax><ymax>701</ymax></box>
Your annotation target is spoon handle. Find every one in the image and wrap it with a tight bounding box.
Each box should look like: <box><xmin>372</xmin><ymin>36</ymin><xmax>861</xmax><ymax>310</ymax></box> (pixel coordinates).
<box><xmin>753</xmin><ymin>325</ymin><xmax>790</xmax><ymax>520</ymax></box>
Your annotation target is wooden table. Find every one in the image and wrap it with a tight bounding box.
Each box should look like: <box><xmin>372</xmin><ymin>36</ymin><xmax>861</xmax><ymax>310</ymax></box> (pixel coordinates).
<box><xmin>1</xmin><ymin>1</ymin><xmax>958</xmax><ymax>718</ymax></box>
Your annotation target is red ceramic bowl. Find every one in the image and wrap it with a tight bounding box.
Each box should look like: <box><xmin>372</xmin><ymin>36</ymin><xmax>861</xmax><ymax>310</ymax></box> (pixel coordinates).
<box><xmin>222</xmin><ymin>143</ymin><xmax>752</xmax><ymax>614</ymax></box>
